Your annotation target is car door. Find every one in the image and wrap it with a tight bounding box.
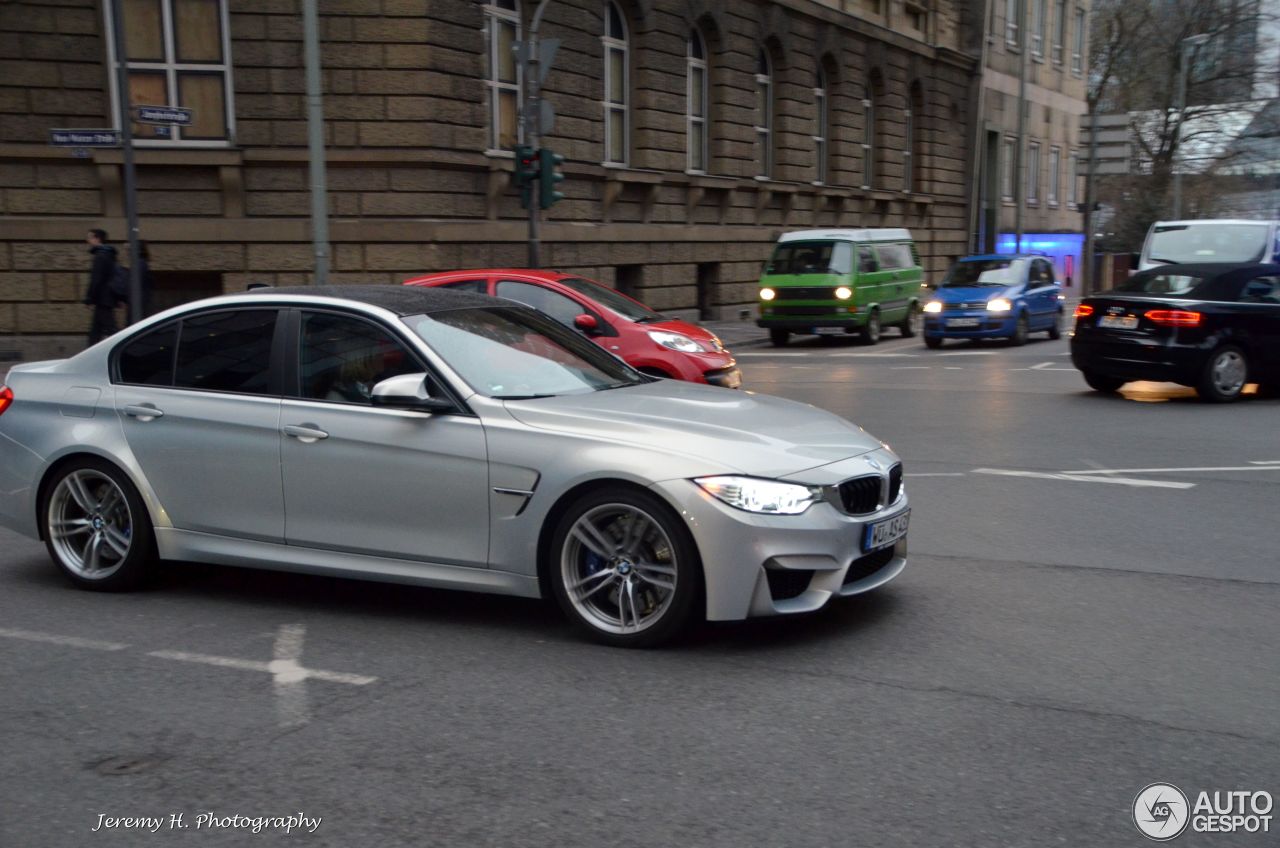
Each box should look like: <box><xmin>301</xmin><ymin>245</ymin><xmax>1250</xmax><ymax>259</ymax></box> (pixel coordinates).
<box><xmin>869</xmin><ymin>244</ymin><xmax>907</xmax><ymax>321</ymax></box>
<box><xmin>113</xmin><ymin>308</ymin><xmax>285</xmax><ymax>542</ymax></box>
<box><xmin>1234</xmin><ymin>273</ymin><xmax>1280</xmax><ymax>377</ymax></box>
<box><xmin>1027</xmin><ymin>259</ymin><xmax>1057</xmax><ymax>328</ymax></box>
<box><xmin>279</xmin><ymin>309</ymin><xmax>490</xmax><ymax>567</ymax></box>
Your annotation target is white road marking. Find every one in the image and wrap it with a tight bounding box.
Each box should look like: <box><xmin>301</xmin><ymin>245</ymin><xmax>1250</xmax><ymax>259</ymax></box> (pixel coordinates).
<box><xmin>944</xmin><ymin>366</ymin><xmax>963</xmax><ymax>370</ymax></box>
<box><xmin>1248</xmin><ymin>460</ymin><xmax>1280</xmax><ymax>465</ymax></box>
<box><xmin>271</xmin><ymin>624</ymin><xmax>310</xmax><ymax>727</ymax></box>
<box><xmin>148</xmin><ymin>650</ymin><xmax>270</xmax><ymax>672</ymax></box>
<box><xmin>734</xmin><ymin>351</ymin><xmax>809</xmax><ymax>357</ymax></box>
<box><xmin>890</xmin><ymin>366</ymin><xmax>933</xmax><ymax>370</ymax></box>
<box><xmin>1031</xmin><ymin>362</ymin><xmax>1055</xmax><ymax>370</ymax></box>
<box><xmin>1057</xmin><ymin>464</ymin><xmax>1280</xmax><ymax>476</ymax></box>
<box><xmin>0</xmin><ymin>627</ymin><xmax>129</xmax><ymax>652</ymax></box>
<box><xmin>972</xmin><ymin>468</ymin><xmax>1195</xmax><ymax>489</ymax></box>
<box><xmin>906</xmin><ymin>472</ymin><xmax>966</xmax><ymax>477</ymax></box>
<box><xmin>831</xmin><ymin>352</ymin><xmax>919</xmax><ymax>358</ymax></box>
<box><xmin>939</xmin><ymin>351</ymin><xmax>998</xmax><ymax>356</ymax></box>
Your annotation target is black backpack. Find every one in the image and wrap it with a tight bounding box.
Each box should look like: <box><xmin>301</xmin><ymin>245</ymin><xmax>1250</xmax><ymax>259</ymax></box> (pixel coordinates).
<box><xmin>108</xmin><ymin>264</ymin><xmax>129</xmax><ymax>304</ymax></box>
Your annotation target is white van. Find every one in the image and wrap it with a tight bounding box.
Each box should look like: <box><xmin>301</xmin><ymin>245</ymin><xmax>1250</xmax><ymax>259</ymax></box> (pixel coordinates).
<box><xmin>1139</xmin><ymin>219</ymin><xmax>1279</xmax><ymax>270</ymax></box>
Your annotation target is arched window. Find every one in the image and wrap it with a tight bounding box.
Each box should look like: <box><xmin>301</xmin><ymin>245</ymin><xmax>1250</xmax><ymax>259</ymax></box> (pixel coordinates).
<box><xmin>687</xmin><ymin>31</ymin><xmax>708</xmax><ymax>173</ymax></box>
<box><xmin>814</xmin><ymin>66</ymin><xmax>829</xmax><ymax>184</ymax></box>
<box><xmin>755</xmin><ymin>49</ymin><xmax>773</xmax><ymax>179</ymax></box>
<box><xmin>861</xmin><ymin>77</ymin><xmax>877</xmax><ymax>189</ymax></box>
<box><xmin>602</xmin><ymin>2</ymin><xmax>628</xmax><ymax>165</ymax></box>
<box><xmin>485</xmin><ymin>0</ymin><xmax>521</xmax><ymax>151</ymax></box>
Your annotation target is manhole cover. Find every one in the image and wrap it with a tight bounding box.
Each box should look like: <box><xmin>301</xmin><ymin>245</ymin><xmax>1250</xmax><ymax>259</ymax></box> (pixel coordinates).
<box><xmin>92</xmin><ymin>755</ymin><xmax>166</xmax><ymax>776</ymax></box>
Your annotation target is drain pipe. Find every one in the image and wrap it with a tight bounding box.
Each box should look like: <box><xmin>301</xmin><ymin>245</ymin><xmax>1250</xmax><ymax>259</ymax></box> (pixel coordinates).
<box><xmin>303</xmin><ymin>0</ymin><xmax>330</xmax><ymax>284</ymax></box>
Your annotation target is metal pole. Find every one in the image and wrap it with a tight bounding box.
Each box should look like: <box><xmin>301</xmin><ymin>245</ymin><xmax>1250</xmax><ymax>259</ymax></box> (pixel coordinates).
<box><xmin>524</xmin><ymin>0</ymin><xmax>551</xmax><ymax>269</ymax></box>
<box><xmin>1014</xmin><ymin>0</ymin><xmax>1028</xmax><ymax>253</ymax></box>
<box><xmin>1083</xmin><ymin>107</ymin><xmax>1099</xmax><ymax>294</ymax></box>
<box><xmin>108</xmin><ymin>0</ymin><xmax>143</xmax><ymax>324</ymax></box>
<box><xmin>303</xmin><ymin>0</ymin><xmax>330</xmax><ymax>284</ymax></box>
<box><xmin>1172</xmin><ymin>42</ymin><xmax>1188</xmax><ymax>219</ymax></box>
<box><xmin>966</xmin><ymin>0</ymin><xmax>996</xmax><ymax>253</ymax></box>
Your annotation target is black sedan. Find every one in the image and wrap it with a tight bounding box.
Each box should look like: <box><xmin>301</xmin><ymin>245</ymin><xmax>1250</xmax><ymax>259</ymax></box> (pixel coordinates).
<box><xmin>1071</xmin><ymin>263</ymin><xmax>1280</xmax><ymax>402</ymax></box>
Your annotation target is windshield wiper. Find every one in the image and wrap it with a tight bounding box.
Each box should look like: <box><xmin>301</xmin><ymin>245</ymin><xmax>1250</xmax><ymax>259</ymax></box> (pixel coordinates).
<box><xmin>1148</xmin><ymin>257</ymin><xmax>1180</xmax><ymax>265</ymax></box>
<box><xmin>494</xmin><ymin>393</ymin><xmax>559</xmax><ymax>400</ymax></box>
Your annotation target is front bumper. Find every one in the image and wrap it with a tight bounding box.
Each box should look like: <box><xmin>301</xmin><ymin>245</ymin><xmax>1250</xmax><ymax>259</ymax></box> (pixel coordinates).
<box><xmin>703</xmin><ymin>366</ymin><xmax>743</xmax><ymax>389</ymax></box>
<box><xmin>924</xmin><ymin>310</ymin><xmax>1016</xmax><ymax>338</ymax></box>
<box><xmin>650</xmin><ymin>451</ymin><xmax>908</xmax><ymax>622</ymax></box>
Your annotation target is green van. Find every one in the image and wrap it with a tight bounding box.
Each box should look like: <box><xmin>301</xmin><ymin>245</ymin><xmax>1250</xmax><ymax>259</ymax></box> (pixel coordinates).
<box><xmin>756</xmin><ymin>228</ymin><xmax>925</xmax><ymax>346</ymax></box>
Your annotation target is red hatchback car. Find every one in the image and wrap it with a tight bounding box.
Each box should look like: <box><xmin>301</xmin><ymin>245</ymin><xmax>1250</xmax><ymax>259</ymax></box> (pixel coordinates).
<box><xmin>404</xmin><ymin>269</ymin><xmax>742</xmax><ymax>388</ymax></box>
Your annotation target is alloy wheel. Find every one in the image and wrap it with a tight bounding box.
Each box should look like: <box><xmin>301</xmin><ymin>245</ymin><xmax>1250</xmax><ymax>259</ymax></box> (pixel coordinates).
<box><xmin>47</xmin><ymin>469</ymin><xmax>133</xmax><ymax>580</ymax></box>
<box><xmin>1210</xmin><ymin>349</ymin><xmax>1247</xmax><ymax>397</ymax></box>
<box><xmin>560</xmin><ymin>503</ymin><xmax>678</xmax><ymax>635</ymax></box>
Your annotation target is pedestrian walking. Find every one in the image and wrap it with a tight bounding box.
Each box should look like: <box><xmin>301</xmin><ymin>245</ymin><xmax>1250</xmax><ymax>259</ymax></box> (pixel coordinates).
<box><xmin>83</xmin><ymin>228</ymin><xmax>119</xmax><ymax>345</ymax></box>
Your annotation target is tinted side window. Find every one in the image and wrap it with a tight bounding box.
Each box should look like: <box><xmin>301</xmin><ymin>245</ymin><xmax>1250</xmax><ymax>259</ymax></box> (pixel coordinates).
<box><xmin>438</xmin><ymin>279</ymin><xmax>488</xmax><ymax>293</ymax></box>
<box><xmin>117</xmin><ymin>322</ymin><xmax>178</xmax><ymax>386</ymax></box>
<box><xmin>496</xmin><ymin>280</ymin><xmax>584</xmax><ymax>326</ymax></box>
<box><xmin>299</xmin><ymin>312</ymin><xmax>423</xmax><ymax>404</ymax></box>
<box><xmin>174</xmin><ymin>310</ymin><xmax>277</xmax><ymax>394</ymax></box>
<box><xmin>1239</xmin><ymin>276</ymin><xmax>1280</xmax><ymax>304</ymax></box>
<box><xmin>1031</xmin><ymin>260</ymin><xmax>1055</xmax><ymax>286</ymax></box>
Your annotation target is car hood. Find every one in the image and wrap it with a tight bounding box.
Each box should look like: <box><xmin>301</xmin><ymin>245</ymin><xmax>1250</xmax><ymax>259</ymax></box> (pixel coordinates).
<box><xmin>502</xmin><ymin>380</ymin><xmax>880</xmax><ymax>477</ymax></box>
<box><xmin>934</xmin><ymin>285</ymin><xmax>1015</xmax><ymax>302</ymax></box>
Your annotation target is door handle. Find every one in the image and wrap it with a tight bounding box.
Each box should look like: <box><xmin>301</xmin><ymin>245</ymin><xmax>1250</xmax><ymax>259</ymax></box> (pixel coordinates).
<box><xmin>282</xmin><ymin>424</ymin><xmax>329</xmax><ymax>442</ymax></box>
<box><xmin>123</xmin><ymin>404</ymin><xmax>164</xmax><ymax>421</ymax></box>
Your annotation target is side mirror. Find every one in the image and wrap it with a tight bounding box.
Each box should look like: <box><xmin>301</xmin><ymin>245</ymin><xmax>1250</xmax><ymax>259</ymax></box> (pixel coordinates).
<box><xmin>573</xmin><ymin>313</ymin><xmax>601</xmax><ymax>335</ymax></box>
<box><xmin>370</xmin><ymin>372</ymin><xmax>454</xmax><ymax>413</ymax></box>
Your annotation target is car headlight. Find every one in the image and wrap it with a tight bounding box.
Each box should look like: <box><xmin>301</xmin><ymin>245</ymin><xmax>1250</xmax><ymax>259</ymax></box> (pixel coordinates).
<box><xmin>835</xmin><ymin>286</ymin><xmax>852</xmax><ymax>300</ymax></box>
<box><xmin>760</xmin><ymin>288</ymin><xmax>776</xmax><ymax>301</ymax></box>
<box><xmin>923</xmin><ymin>301</ymin><xmax>943</xmax><ymax>313</ymax></box>
<box><xmin>648</xmin><ymin>330</ymin><xmax>702</xmax><ymax>353</ymax></box>
<box><xmin>695</xmin><ymin>476</ymin><xmax>821</xmax><ymax>515</ymax></box>
<box><xmin>987</xmin><ymin>298</ymin><xmax>1013</xmax><ymax>312</ymax></box>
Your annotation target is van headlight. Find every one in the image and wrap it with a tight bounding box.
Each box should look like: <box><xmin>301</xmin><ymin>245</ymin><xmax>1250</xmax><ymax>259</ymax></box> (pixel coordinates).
<box><xmin>648</xmin><ymin>330</ymin><xmax>701</xmax><ymax>353</ymax></box>
<box><xmin>695</xmin><ymin>476</ymin><xmax>821</xmax><ymax>515</ymax></box>
<box><xmin>987</xmin><ymin>298</ymin><xmax>1013</xmax><ymax>312</ymax></box>
<box><xmin>923</xmin><ymin>301</ymin><xmax>943</xmax><ymax>313</ymax></box>
<box><xmin>760</xmin><ymin>288</ymin><xmax>776</xmax><ymax>301</ymax></box>
<box><xmin>835</xmin><ymin>286</ymin><xmax>852</xmax><ymax>300</ymax></box>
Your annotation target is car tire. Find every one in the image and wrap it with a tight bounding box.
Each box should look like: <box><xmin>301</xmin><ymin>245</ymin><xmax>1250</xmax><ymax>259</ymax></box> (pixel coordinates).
<box><xmin>549</xmin><ymin>487</ymin><xmax>702</xmax><ymax>648</ymax></box>
<box><xmin>898</xmin><ymin>303</ymin><xmax>920</xmax><ymax>338</ymax></box>
<box><xmin>860</xmin><ymin>311</ymin><xmax>881</xmax><ymax>345</ymax></box>
<box><xmin>1048</xmin><ymin>309</ymin><xmax>1063</xmax><ymax>340</ymax></box>
<box><xmin>1082</xmin><ymin>369</ymin><xmax>1125</xmax><ymax>394</ymax></box>
<box><xmin>1009</xmin><ymin>313</ymin><xmax>1029</xmax><ymax>346</ymax></box>
<box><xmin>769</xmin><ymin>329</ymin><xmax>790</xmax><ymax>347</ymax></box>
<box><xmin>1196</xmin><ymin>345</ymin><xmax>1249</xmax><ymax>403</ymax></box>
<box><xmin>924</xmin><ymin>335</ymin><xmax>943</xmax><ymax>349</ymax></box>
<box><xmin>40</xmin><ymin>458</ymin><xmax>156</xmax><ymax>591</ymax></box>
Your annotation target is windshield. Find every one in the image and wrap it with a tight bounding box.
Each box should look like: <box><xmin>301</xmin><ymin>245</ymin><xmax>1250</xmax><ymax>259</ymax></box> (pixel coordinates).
<box><xmin>941</xmin><ymin>259</ymin><xmax>1024</xmax><ymax>287</ymax></box>
<box><xmin>408</xmin><ymin>306</ymin><xmax>645</xmax><ymax>399</ymax></box>
<box><xmin>1114</xmin><ymin>271</ymin><xmax>1208</xmax><ymax>296</ymax></box>
<box><xmin>766</xmin><ymin>241</ymin><xmax>853</xmax><ymax>275</ymax></box>
<box><xmin>558</xmin><ymin>277</ymin><xmax>663</xmax><ymax>323</ymax></box>
<box><xmin>1146</xmin><ymin>224</ymin><xmax>1268</xmax><ymax>264</ymax></box>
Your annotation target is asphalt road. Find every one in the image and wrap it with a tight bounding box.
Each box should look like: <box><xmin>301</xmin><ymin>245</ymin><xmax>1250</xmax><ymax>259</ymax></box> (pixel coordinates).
<box><xmin>2</xmin><ymin>331</ymin><xmax>1277</xmax><ymax>847</ymax></box>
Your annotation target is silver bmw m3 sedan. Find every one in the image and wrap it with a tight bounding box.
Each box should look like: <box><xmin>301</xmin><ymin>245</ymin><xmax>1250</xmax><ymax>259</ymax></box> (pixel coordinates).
<box><xmin>0</xmin><ymin>286</ymin><xmax>909</xmax><ymax>647</ymax></box>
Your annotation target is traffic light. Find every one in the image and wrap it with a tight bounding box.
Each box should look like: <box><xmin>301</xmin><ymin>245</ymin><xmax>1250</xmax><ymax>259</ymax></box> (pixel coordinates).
<box><xmin>538</xmin><ymin>147</ymin><xmax>564</xmax><ymax>210</ymax></box>
<box><xmin>513</xmin><ymin>144</ymin><xmax>539</xmax><ymax>209</ymax></box>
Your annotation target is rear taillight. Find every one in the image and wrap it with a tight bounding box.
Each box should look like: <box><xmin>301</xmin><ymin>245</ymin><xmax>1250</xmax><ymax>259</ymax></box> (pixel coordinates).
<box><xmin>0</xmin><ymin>386</ymin><xmax>12</xmax><ymax>416</ymax></box>
<box><xmin>1145</xmin><ymin>309</ymin><xmax>1202</xmax><ymax>327</ymax></box>
<box><xmin>1074</xmin><ymin>304</ymin><xmax>1095</xmax><ymax>318</ymax></box>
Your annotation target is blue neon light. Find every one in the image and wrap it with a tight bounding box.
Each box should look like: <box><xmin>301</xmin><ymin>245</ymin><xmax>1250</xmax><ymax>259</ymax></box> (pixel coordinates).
<box><xmin>995</xmin><ymin>233</ymin><xmax>1085</xmax><ymax>254</ymax></box>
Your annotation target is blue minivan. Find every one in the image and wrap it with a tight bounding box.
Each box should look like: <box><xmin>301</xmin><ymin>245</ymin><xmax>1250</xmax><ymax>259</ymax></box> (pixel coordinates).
<box><xmin>921</xmin><ymin>254</ymin><xmax>1066</xmax><ymax>348</ymax></box>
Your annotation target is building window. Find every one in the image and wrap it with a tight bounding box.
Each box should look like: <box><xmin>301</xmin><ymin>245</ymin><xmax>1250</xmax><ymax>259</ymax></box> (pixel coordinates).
<box><xmin>903</xmin><ymin>99</ymin><xmax>914</xmax><ymax>193</ymax></box>
<box><xmin>865</xmin><ymin>0</ymin><xmax>884</xmax><ymax>15</ymax></box>
<box><xmin>905</xmin><ymin>3</ymin><xmax>927</xmax><ymax>33</ymax></box>
<box><xmin>1002</xmin><ymin>136</ymin><xmax>1016</xmax><ymax>201</ymax></box>
<box><xmin>1027</xmin><ymin>140</ymin><xmax>1041</xmax><ymax>204</ymax></box>
<box><xmin>1069</xmin><ymin>149</ymin><xmax>1079</xmax><ymax>207</ymax></box>
<box><xmin>1005</xmin><ymin>0</ymin><xmax>1021</xmax><ymax>48</ymax></box>
<box><xmin>1030</xmin><ymin>0</ymin><xmax>1046</xmax><ymax>57</ymax></box>
<box><xmin>602</xmin><ymin>1</ymin><xmax>628</xmax><ymax>166</ymax></box>
<box><xmin>104</xmin><ymin>0</ymin><xmax>235</xmax><ymax>144</ymax></box>
<box><xmin>485</xmin><ymin>0</ymin><xmax>521</xmax><ymax>151</ymax></box>
<box><xmin>1072</xmin><ymin>8</ymin><xmax>1085</xmax><ymax>73</ymax></box>
<box><xmin>1048</xmin><ymin>146</ymin><xmax>1060</xmax><ymax>206</ymax></box>
<box><xmin>1052</xmin><ymin>0</ymin><xmax>1066</xmax><ymax>64</ymax></box>
<box><xmin>687</xmin><ymin>31</ymin><xmax>708</xmax><ymax>173</ymax></box>
<box><xmin>814</xmin><ymin>66</ymin><xmax>829</xmax><ymax>185</ymax></box>
<box><xmin>907</xmin><ymin>82</ymin><xmax>925</xmax><ymax>193</ymax></box>
<box><xmin>862</xmin><ymin>96</ymin><xmax>875</xmax><ymax>189</ymax></box>
<box><xmin>755</xmin><ymin>49</ymin><xmax>773</xmax><ymax>179</ymax></box>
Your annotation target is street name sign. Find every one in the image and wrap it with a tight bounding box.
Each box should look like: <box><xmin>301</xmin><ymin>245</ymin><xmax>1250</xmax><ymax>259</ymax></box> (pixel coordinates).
<box><xmin>135</xmin><ymin>105</ymin><xmax>193</xmax><ymax>125</ymax></box>
<box><xmin>49</xmin><ymin>129</ymin><xmax>120</xmax><ymax>147</ymax></box>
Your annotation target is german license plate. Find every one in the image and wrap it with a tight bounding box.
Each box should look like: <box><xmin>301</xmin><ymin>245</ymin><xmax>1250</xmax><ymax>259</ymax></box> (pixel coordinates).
<box><xmin>1098</xmin><ymin>315</ymin><xmax>1138</xmax><ymax>330</ymax></box>
<box><xmin>864</xmin><ymin>509</ymin><xmax>910</xmax><ymax>552</ymax></box>
<box><xmin>813</xmin><ymin>327</ymin><xmax>844</xmax><ymax>335</ymax></box>
<box><xmin>947</xmin><ymin>317</ymin><xmax>981</xmax><ymax>327</ymax></box>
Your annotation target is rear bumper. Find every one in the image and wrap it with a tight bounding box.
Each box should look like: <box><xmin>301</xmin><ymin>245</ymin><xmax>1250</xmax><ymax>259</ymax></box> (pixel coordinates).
<box><xmin>1070</xmin><ymin>335</ymin><xmax>1205</xmax><ymax>384</ymax></box>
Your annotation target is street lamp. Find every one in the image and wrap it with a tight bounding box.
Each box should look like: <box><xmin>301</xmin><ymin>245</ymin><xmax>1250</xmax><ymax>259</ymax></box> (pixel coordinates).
<box><xmin>1172</xmin><ymin>32</ymin><xmax>1211</xmax><ymax>219</ymax></box>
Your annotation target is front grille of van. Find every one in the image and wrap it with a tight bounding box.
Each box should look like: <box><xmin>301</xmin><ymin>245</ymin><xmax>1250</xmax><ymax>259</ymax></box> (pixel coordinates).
<box><xmin>771</xmin><ymin>287</ymin><xmax>837</xmax><ymax>301</ymax></box>
<box><xmin>771</xmin><ymin>306</ymin><xmax>846</xmax><ymax>316</ymax></box>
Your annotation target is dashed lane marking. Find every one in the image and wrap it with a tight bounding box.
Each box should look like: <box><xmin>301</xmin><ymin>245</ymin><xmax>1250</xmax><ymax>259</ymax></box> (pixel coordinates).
<box><xmin>0</xmin><ymin>627</ymin><xmax>129</xmax><ymax>652</ymax></box>
<box><xmin>972</xmin><ymin>468</ymin><xmax>1195</xmax><ymax>489</ymax></box>
<box><xmin>1057</xmin><ymin>464</ymin><xmax>1280</xmax><ymax>476</ymax></box>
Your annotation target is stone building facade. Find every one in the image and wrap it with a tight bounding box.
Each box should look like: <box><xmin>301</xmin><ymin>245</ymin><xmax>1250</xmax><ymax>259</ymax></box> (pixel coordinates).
<box><xmin>1</xmin><ymin>0</ymin><xmax>979</xmax><ymax>360</ymax></box>
<box><xmin>971</xmin><ymin>0</ymin><xmax>1090</xmax><ymax>284</ymax></box>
